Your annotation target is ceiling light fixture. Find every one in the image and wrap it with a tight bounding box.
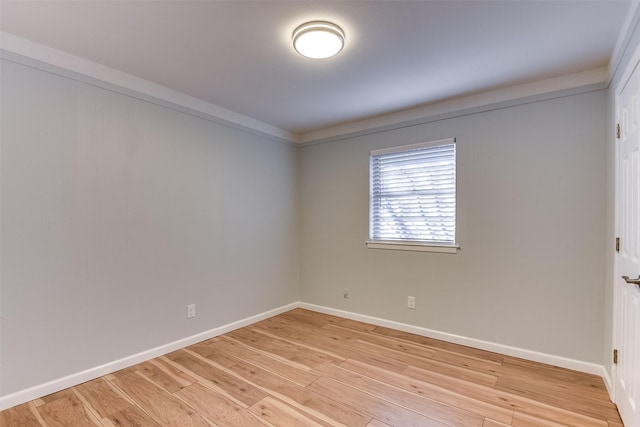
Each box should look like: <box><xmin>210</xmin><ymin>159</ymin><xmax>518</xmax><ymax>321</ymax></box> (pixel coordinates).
<box><xmin>292</xmin><ymin>21</ymin><xmax>345</xmax><ymax>59</ymax></box>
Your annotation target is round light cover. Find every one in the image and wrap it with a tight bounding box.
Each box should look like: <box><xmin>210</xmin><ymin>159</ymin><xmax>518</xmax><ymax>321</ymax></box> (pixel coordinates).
<box><xmin>293</xmin><ymin>21</ymin><xmax>344</xmax><ymax>59</ymax></box>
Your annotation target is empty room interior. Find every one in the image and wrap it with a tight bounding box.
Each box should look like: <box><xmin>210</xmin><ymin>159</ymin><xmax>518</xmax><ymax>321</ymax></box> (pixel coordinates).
<box><xmin>2</xmin><ymin>1</ymin><xmax>640</xmax><ymax>426</ymax></box>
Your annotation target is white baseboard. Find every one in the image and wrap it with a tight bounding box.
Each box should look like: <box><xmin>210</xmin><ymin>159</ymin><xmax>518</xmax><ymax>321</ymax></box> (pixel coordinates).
<box><xmin>1</xmin><ymin>301</ymin><xmax>611</xmax><ymax>411</ymax></box>
<box><xmin>601</xmin><ymin>365</ymin><xmax>615</xmax><ymax>402</ymax></box>
<box><xmin>0</xmin><ymin>302</ymin><xmax>298</xmax><ymax>411</ymax></box>
<box><xmin>299</xmin><ymin>302</ymin><xmax>605</xmax><ymax>377</ymax></box>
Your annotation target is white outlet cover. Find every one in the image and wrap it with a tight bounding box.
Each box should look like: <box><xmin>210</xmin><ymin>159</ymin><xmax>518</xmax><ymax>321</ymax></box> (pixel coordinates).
<box><xmin>187</xmin><ymin>304</ymin><xmax>196</xmax><ymax>318</ymax></box>
<box><xmin>408</xmin><ymin>296</ymin><xmax>416</xmax><ymax>309</ymax></box>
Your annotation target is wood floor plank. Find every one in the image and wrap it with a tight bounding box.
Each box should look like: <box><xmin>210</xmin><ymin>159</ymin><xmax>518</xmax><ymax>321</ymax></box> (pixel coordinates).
<box><xmin>498</xmin><ymin>357</ymin><xmax>610</xmax><ymax>399</ymax></box>
<box><xmin>110</xmin><ymin>367</ymin><xmax>139</xmax><ymax>379</ymax></box>
<box><xmin>187</xmin><ymin>338</ymin><xmax>241</xmax><ymax>369</ymax></box>
<box><xmin>111</xmin><ymin>372</ymin><xmax>209</xmax><ymax>427</ymax></box>
<box><xmin>0</xmin><ymin>308</ymin><xmax>624</xmax><ymax>427</ymax></box>
<box><xmin>38</xmin><ymin>390</ymin><xmax>76</xmax><ymax>405</ymax></box>
<box><xmin>252</xmin><ymin>316</ymin><xmax>321</xmax><ymax>338</ymax></box>
<box><xmin>338</xmin><ymin>358</ymin><xmax>513</xmax><ymax>424</ymax></box>
<box><xmin>511</xmin><ymin>410</ymin><xmax>586</xmax><ymax>427</ymax></box>
<box><xmin>175</xmin><ymin>382</ymin><xmax>265</xmax><ymax>427</ymax></box>
<box><xmin>289</xmin><ymin>330</ymin><xmax>409</xmax><ymax>373</ymax></box>
<box><xmin>355</xmin><ymin>339</ymin><xmax>499</xmax><ymax>387</ymax></box>
<box><xmin>405</xmin><ymin>365</ymin><xmax>609</xmax><ymax>427</ymax></box>
<box><xmin>251</xmin><ymin>328</ymin><xmax>354</xmax><ymax>367</ymax></box>
<box><xmin>27</xmin><ymin>403</ymin><xmax>48</xmax><ymax>426</ymax></box>
<box><xmin>278</xmin><ymin>309</ymin><xmax>341</xmax><ymax>328</ymax></box>
<box><xmin>134</xmin><ymin>359</ymin><xmax>197</xmax><ymax>393</ymax></box>
<box><xmin>165</xmin><ymin>349</ymin><xmax>268</xmax><ymax>407</ymax></box>
<box><xmin>282</xmin><ymin>327</ymin><xmax>369</xmax><ymax>360</ymax></box>
<box><xmin>249</xmin><ymin>396</ymin><xmax>328</xmax><ymax>427</ymax></box>
<box><xmin>431</xmin><ymin>349</ymin><xmax>503</xmax><ymax>375</ymax></box>
<box><xmin>37</xmin><ymin>394</ymin><xmax>99</xmax><ymax>427</ymax></box>
<box><xmin>31</xmin><ymin>399</ymin><xmax>46</xmax><ymax>408</ymax></box>
<box><xmin>315</xmin><ymin>324</ymin><xmax>497</xmax><ymax>382</ymax></box>
<box><xmin>495</xmin><ymin>375</ymin><xmax>619</xmax><ymax>421</ymax></box>
<box><xmin>370</xmin><ymin>325</ymin><xmax>505</xmax><ymax>363</ymax></box>
<box><xmin>229</xmin><ymin>360</ymin><xmax>371</xmax><ymax>427</ymax></box>
<box><xmin>502</xmin><ymin>356</ymin><xmax>607</xmax><ymax>388</ymax></box>
<box><xmin>515</xmin><ymin>409</ymin><xmax>607</xmax><ymax>427</ymax></box>
<box><xmin>483</xmin><ymin>419</ymin><xmax>512</xmax><ymax>427</ymax></box>
<box><xmin>214</xmin><ymin>337</ymin><xmax>320</xmax><ymax>387</ymax></box>
<box><xmin>308</xmin><ymin>376</ymin><xmax>452</xmax><ymax>427</ymax></box>
<box><xmin>103</xmin><ymin>405</ymin><xmax>161</xmax><ymax>427</ymax></box>
<box><xmin>324</xmin><ymin>323</ymin><xmax>438</xmax><ymax>360</ymax></box>
<box><xmin>312</xmin><ymin>362</ymin><xmax>485</xmax><ymax>427</ymax></box>
<box><xmin>331</xmin><ymin>317</ymin><xmax>378</xmax><ymax>333</ymax></box>
<box><xmin>297</xmin><ymin>322</ymin><xmax>497</xmax><ymax>390</ymax></box>
<box><xmin>0</xmin><ymin>403</ymin><xmax>44</xmax><ymax>427</ymax></box>
<box><xmin>74</xmin><ymin>378</ymin><xmax>132</xmax><ymax>419</ymax></box>
<box><xmin>229</xmin><ymin>327</ymin><xmax>341</xmax><ymax>368</ymax></box>
<box><xmin>494</xmin><ymin>359</ymin><xmax>616</xmax><ymax>422</ymax></box>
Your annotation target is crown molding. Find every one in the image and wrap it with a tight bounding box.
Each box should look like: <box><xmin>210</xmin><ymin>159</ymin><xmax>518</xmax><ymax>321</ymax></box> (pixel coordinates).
<box><xmin>298</xmin><ymin>67</ymin><xmax>608</xmax><ymax>145</ymax></box>
<box><xmin>0</xmin><ymin>32</ymin><xmax>298</xmax><ymax>144</ymax></box>
<box><xmin>608</xmin><ymin>0</ymin><xmax>640</xmax><ymax>87</ymax></box>
<box><xmin>0</xmin><ymin>31</ymin><xmax>612</xmax><ymax>147</ymax></box>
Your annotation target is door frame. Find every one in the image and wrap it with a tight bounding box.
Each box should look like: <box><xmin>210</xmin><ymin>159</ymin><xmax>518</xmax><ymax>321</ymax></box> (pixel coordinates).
<box><xmin>612</xmin><ymin>37</ymin><xmax>640</xmax><ymax>404</ymax></box>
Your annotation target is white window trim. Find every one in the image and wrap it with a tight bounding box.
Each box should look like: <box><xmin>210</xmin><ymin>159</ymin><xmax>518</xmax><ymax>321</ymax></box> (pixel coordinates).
<box><xmin>366</xmin><ymin>240</ymin><xmax>459</xmax><ymax>253</ymax></box>
<box><xmin>369</xmin><ymin>138</ymin><xmax>454</xmax><ymax>156</ymax></box>
<box><xmin>368</xmin><ymin>137</ymin><xmax>458</xmax><ymax>253</ymax></box>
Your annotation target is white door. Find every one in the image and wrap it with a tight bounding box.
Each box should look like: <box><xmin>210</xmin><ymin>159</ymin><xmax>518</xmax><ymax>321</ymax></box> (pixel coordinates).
<box><xmin>616</xmin><ymin>57</ymin><xmax>640</xmax><ymax>427</ymax></box>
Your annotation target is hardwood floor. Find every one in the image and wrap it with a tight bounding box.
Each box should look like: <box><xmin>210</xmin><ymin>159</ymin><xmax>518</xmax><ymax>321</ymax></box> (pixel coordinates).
<box><xmin>0</xmin><ymin>308</ymin><xmax>624</xmax><ymax>426</ymax></box>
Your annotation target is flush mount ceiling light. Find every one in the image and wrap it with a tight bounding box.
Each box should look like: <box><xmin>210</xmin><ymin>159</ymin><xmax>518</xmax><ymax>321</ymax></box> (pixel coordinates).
<box><xmin>292</xmin><ymin>21</ymin><xmax>345</xmax><ymax>59</ymax></box>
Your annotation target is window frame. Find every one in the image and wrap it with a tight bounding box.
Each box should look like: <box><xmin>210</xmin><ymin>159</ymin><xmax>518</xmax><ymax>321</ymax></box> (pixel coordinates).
<box><xmin>366</xmin><ymin>137</ymin><xmax>459</xmax><ymax>254</ymax></box>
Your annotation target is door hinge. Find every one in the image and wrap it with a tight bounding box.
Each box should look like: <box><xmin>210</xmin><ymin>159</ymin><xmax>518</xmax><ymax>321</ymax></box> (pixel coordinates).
<box><xmin>616</xmin><ymin>237</ymin><xmax>620</xmax><ymax>252</ymax></box>
<box><xmin>613</xmin><ymin>349</ymin><xmax>618</xmax><ymax>364</ymax></box>
<box><xmin>616</xmin><ymin>123</ymin><xmax>621</xmax><ymax>139</ymax></box>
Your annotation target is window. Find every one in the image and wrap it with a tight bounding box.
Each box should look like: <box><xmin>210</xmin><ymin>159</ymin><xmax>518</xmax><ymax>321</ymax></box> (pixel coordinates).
<box><xmin>368</xmin><ymin>138</ymin><xmax>458</xmax><ymax>253</ymax></box>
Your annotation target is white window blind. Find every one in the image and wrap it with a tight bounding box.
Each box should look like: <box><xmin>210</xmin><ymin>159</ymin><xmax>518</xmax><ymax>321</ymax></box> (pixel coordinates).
<box><xmin>370</xmin><ymin>138</ymin><xmax>456</xmax><ymax>245</ymax></box>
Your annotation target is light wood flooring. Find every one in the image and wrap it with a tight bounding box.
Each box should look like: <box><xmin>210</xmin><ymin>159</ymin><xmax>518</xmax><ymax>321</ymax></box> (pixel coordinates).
<box><xmin>0</xmin><ymin>308</ymin><xmax>624</xmax><ymax>426</ymax></box>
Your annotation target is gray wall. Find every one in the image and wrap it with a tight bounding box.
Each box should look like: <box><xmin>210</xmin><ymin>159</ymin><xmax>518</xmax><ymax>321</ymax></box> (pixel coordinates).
<box><xmin>0</xmin><ymin>60</ymin><xmax>299</xmax><ymax>396</ymax></box>
<box><xmin>0</xmin><ymin>52</ymin><xmax>613</xmax><ymax>399</ymax></box>
<box><xmin>300</xmin><ymin>90</ymin><xmax>607</xmax><ymax>363</ymax></box>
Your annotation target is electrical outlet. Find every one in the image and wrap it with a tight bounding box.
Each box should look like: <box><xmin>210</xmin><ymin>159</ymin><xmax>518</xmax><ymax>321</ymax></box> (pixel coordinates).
<box><xmin>187</xmin><ymin>304</ymin><xmax>196</xmax><ymax>319</ymax></box>
<box><xmin>343</xmin><ymin>288</ymin><xmax>350</xmax><ymax>299</ymax></box>
<box><xmin>407</xmin><ymin>296</ymin><xmax>416</xmax><ymax>309</ymax></box>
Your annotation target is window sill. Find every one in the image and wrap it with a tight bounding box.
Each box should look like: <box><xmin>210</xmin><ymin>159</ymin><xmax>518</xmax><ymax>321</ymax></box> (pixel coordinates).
<box><xmin>365</xmin><ymin>240</ymin><xmax>459</xmax><ymax>254</ymax></box>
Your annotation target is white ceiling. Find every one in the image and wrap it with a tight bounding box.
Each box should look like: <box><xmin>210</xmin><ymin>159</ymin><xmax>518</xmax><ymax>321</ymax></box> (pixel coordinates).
<box><xmin>0</xmin><ymin>0</ymin><xmax>632</xmax><ymax>138</ymax></box>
